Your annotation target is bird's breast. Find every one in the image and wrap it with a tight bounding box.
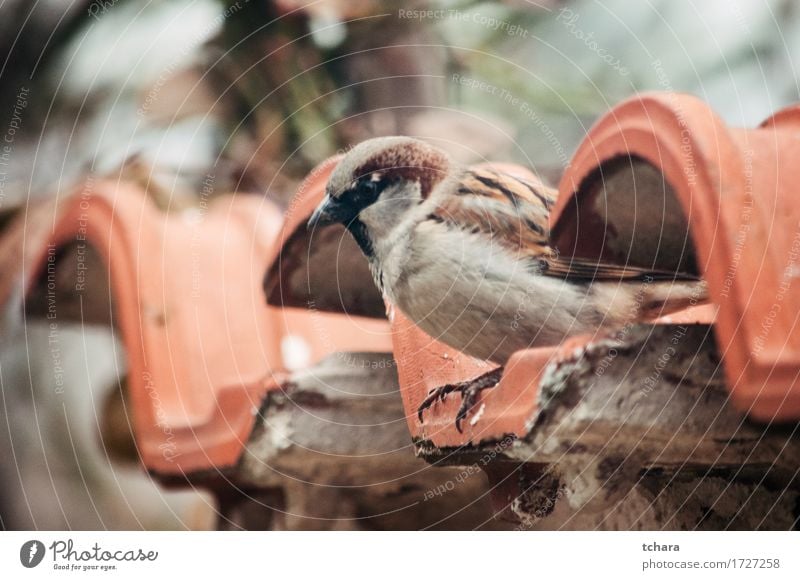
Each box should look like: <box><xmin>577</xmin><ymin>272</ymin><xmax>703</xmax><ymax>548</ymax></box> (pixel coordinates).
<box><xmin>385</xmin><ymin>226</ymin><xmax>574</xmax><ymax>360</ymax></box>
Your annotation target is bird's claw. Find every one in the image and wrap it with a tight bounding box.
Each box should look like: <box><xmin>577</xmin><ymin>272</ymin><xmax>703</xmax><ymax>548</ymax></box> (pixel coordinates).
<box><xmin>417</xmin><ymin>384</ymin><xmax>455</xmax><ymax>422</ymax></box>
<box><xmin>416</xmin><ymin>367</ymin><xmax>504</xmax><ymax>433</ymax></box>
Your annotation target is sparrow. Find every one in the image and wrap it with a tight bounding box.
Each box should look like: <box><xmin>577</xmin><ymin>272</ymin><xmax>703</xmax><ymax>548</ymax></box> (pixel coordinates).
<box><xmin>307</xmin><ymin>136</ymin><xmax>707</xmax><ymax>431</ymax></box>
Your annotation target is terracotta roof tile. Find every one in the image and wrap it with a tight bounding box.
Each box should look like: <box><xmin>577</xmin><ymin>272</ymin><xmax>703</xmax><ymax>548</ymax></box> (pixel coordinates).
<box><xmin>555</xmin><ymin>93</ymin><xmax>800</xmax><ymax>422</ymax></box>
<box><xmin>0</xmin><ymin>179</ymin><xmax>391</xmax><ymax>481</ymax></box>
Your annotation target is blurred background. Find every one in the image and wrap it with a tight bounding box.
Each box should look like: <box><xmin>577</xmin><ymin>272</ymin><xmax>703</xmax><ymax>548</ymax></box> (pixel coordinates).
<box><xmin>1</xmin><ymin>0</ymin><xmax>798</xmax><ymax>530</ymax></box>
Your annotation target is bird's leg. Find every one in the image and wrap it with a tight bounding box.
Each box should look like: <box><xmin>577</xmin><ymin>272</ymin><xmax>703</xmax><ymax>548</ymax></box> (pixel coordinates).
<box><xmin>417</xmin><ymin>367</ymin><xmax>504</xmax><ymax>433</ymax></box>
<box><xmin>454</xmin><ymin>369</ymin><xmax>503</xmax><ymax>433</ymax></box>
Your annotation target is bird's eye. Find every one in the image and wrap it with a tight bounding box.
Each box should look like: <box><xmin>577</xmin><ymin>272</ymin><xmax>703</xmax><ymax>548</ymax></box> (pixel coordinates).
<box><xmin>356</xmin><ymin>176</ymin><xmax>382</xmax><ymax>202</ymax></box>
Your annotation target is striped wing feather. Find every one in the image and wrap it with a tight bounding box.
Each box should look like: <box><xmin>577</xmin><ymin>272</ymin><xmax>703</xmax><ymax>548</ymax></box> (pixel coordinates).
<box><xmin>432</xmin><ymin>167</ymin><xmax>697</xmax><ymax>282</ymax></box>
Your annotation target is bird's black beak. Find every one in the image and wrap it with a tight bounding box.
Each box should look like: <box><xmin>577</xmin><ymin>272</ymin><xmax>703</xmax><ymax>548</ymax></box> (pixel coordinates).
<box><xmin>307</xmin><ymin>195</ymin><xmax>349</xmax><ymax>229</ymax></box>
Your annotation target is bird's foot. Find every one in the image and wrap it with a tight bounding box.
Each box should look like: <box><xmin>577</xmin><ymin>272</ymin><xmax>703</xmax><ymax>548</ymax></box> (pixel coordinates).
<box><xmin>417</xmin><ymin>367</ymin><xmax>504</xmax><ymax>433</ymax></box>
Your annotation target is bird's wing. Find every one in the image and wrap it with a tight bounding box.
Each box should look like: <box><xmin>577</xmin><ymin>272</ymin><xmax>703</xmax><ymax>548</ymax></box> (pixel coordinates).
<box><xmin>430</xmin><ymin>167</ymin><xmax>698</xmax><ymax>282</ymax></box>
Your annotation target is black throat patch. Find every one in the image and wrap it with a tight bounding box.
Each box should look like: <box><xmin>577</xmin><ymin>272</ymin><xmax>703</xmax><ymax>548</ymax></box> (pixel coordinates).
<box><xmin>346</xmin><ymin>217</ymin><xmax>374</xmax><ymax>259</ymax></box>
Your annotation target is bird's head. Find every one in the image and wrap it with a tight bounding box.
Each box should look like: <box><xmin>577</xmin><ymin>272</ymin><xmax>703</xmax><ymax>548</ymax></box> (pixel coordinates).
<box><xmin>307</xmin><ymin>137</ymin><xmax>450</xmax><ymax>253</ymax></box>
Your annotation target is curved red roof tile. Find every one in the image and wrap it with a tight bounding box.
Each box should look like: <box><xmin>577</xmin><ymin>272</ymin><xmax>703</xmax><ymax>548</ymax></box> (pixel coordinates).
<box><xmin>2</xmin><ymin>179</ymin><xmax>391</xmax><ymax>480</ymax></box>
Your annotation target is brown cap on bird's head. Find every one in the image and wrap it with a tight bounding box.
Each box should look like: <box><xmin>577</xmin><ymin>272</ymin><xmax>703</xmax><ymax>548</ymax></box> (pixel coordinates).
<box><xmin>308</xmin><ymin>137</ymin><xmax>450</xmax><ymax>229</ymax></box>
<box><xmin>327</xmin><ymin>136</ymin><xmax>450</xmax><ymax>199</ymax></box>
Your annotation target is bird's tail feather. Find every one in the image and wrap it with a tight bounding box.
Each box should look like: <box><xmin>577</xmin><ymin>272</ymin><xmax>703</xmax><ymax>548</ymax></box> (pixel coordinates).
<box><xmin>637</xmin><ymin>279</ymin><xmax>709</xmax><ymax>320</ymax></box>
